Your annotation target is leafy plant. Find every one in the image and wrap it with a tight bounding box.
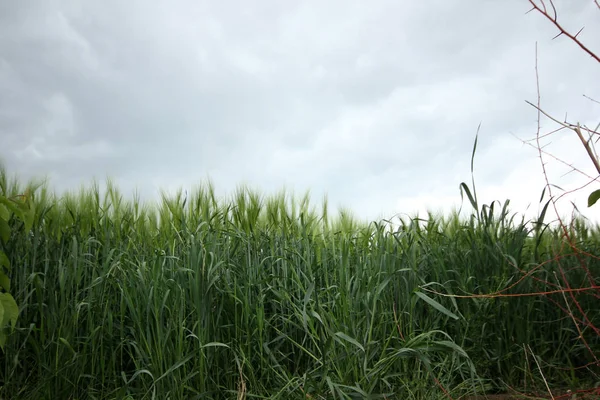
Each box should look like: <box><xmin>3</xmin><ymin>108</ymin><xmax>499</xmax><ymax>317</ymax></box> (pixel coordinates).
<box><xmin>0</xmin><ymin>191</ymin><xmax>33</xmax><ymax>350</ymax></box>
<box><xmin>0</xmin><ymin>165</ymin><xmax>597</xmax><ymax>399</ymax></box>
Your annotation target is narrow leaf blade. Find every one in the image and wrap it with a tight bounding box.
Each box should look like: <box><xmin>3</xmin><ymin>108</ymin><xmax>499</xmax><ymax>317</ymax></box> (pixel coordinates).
<box><xmin>414</xmin><ymin>291</ymin><xmax>458</xmax><ymax>320</ymax></box>
<box><xmin>334</xmin><ymin>332</ymin><xmax>365</xmax><ymax>352</ymax></box>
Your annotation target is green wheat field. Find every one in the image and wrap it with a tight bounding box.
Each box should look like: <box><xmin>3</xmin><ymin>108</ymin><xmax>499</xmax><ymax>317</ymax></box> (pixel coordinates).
<box><xmin>0</xmin><ymin>164</ymin><xmax>599</xmax><ymax>400</ymax></box>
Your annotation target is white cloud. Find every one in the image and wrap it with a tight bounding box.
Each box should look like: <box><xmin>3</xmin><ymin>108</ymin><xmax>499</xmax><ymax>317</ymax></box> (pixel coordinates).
<box><xmin>0</xmin><ymin>0</ymin><xmax>598</xmax><ymax>224</ymax></box>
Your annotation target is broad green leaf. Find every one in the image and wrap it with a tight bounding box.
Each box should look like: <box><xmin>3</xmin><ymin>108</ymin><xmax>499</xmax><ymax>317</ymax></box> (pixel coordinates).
<box><xmin>0</xmin><ymin>271</ymin><xmax>9</xmax><ymax>292</ymax></box>
<box><xmin>588</xmin><ymin>189</ymin><xmax>600</xmax><ymax>207</ymax></box>
<box><xmin>0</xmin><ymin>197</ymin><xmax>24</xmax><ymax>220</ymax></box>
<box><xmin>0</xmin><ymin>219</ymin><xmax>10</xmax><ymax>244</ymax></box>
<box><xmin>21</xmin><ymin>199</ymin><xmax>34</xmax><ymax>233</ymax></box>
<box><xmin>0</xmin><ymin>252</ymin><xmax>9</xmax><ymax>269</ymax></box>
<box><xmin>0</xmin><ymin>297</ymin><xmax>5</xmax><ymax>350</ymax></box>
<box><xmin>0</xmin><ymin>293</ymin><xmax>18</xmax><ymax>331</ymax></box>
<box><xmin>0</xmin><ymin>204</ymin><xmax>9</xmax><ymax>220</ymax></box>
<box><xmin>15</xmin><ymin>197</ymin><xmax>31</xmax><ymax>213</ymax></box>
<box><xmin>23</xmin><ymin>210</ymin><xmax>34</xmax><ymax>234</ymax></box>
<box><xmin>414</xmin><ymin>291</ymin><xmax>459</xmax><ymax>320</ymax></box>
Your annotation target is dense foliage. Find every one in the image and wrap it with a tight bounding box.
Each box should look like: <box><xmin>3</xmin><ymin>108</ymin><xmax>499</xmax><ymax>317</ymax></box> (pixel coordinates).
<box><xmin>0</xmin><ymin>169</ymin><xmax>598</xmax><ymax>399</ymax></box>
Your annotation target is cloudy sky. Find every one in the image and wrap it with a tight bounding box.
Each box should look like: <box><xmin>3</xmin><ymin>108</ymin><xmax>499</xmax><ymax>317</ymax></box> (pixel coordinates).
<box><xmin>1</xmin><ymin>0</ymin><xmax>599</xmax><ymax>224</ymax></box>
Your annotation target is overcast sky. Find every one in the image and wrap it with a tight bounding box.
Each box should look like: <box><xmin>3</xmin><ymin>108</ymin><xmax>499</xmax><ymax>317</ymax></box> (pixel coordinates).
<box><xmin>1</xmin><ymin>0</ymin><xmax>599</xmax><ymax>224</ymax></box>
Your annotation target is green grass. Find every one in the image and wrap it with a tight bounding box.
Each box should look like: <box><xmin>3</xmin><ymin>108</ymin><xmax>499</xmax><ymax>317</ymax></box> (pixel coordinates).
<box><xmin>0</xmin><ymin>167</ymin><xmax>598</xmax><ymax>399</ymax></box>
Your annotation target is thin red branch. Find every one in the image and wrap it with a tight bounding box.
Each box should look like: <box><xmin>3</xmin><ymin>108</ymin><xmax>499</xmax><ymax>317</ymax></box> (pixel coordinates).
<box><xmin>422</xmin><ymin>284</ymin><xmax>600</xmax><ymax>299</ymax></box>
<box><xmin>513</xmin><ymin>132</ymin><xmax>600</xmax><ymax>183</ymax></box>
<box><xmin>557</xmin><ymin>266</ymin><xmax>600</xmax><ymax>360</ymax></box>
<box><xmin>528</xmin><ymin>0</ymin><xmax>600</xmax><ymax>63</ymax></box>
<box><xmin>525</xmin><ymin>101</ymin><xmax>600</xmax><ymax>175</ymax></box>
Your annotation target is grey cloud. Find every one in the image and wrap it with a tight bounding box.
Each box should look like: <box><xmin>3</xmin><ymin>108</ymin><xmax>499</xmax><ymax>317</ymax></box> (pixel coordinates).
<box><xmin>1</xmin><ymin>0</ymin><xmax>599</xmax><ymax>221</ymax></box>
